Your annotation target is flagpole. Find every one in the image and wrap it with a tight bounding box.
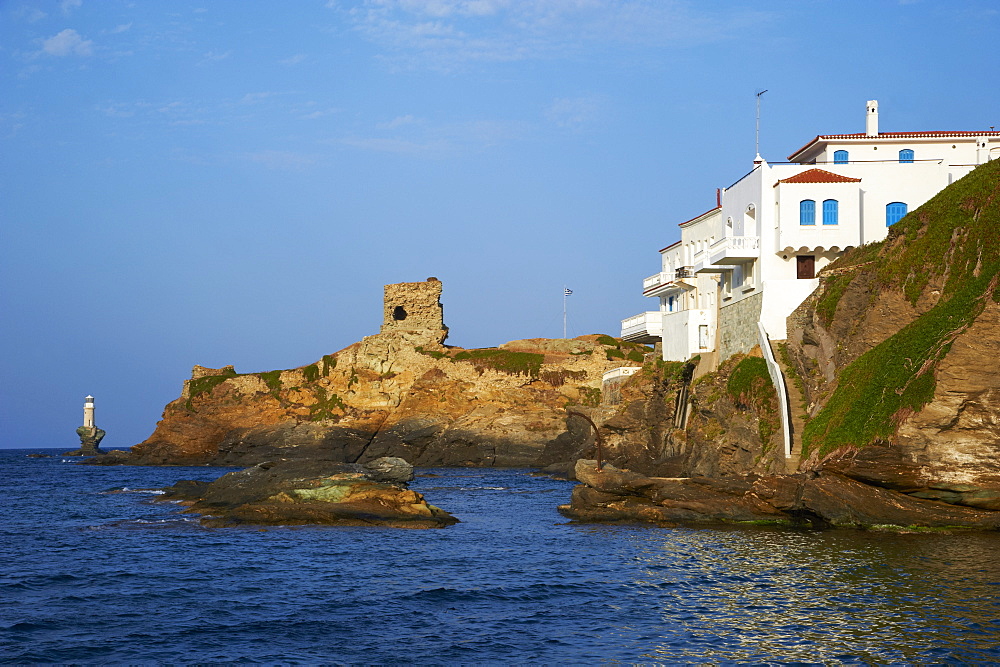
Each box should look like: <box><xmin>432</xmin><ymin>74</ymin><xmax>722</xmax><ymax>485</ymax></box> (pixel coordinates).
<box><xmin>563</xmin><ymin>285</ymin><xmax>567</xmax><ymax>339</ymax></box>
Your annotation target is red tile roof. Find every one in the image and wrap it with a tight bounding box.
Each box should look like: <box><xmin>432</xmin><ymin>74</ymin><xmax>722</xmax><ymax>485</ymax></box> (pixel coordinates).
<box><xmin>776</xmin><ymin>168</ymin><xmax>861</xmax><ymax>185</ymax></box>
<box><xmin>788</xmin><ymin>130</ymin><xmax>1000</xmax><ymax>161</ymax></box>
<box><xmin>658</xmin><ymin>240</ymin><xmax>681</xmax><ymax>253</ymax></box>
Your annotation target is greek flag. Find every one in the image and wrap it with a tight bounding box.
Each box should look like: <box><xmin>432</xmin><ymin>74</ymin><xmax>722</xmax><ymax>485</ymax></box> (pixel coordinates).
<box><xmin>564</xmin><ymin>288</ymin><xmax>573</xmax><ymax>296</ymax></box>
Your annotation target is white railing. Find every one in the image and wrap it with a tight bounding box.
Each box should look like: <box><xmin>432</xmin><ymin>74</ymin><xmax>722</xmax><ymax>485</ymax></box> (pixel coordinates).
<box><xmin>709</xmin><ymin>236</ymin><xmax>760</xmax><ymax>265</ymax></box>
<box><xmin>728</xmin><ymin>235</ymin><xmax>760</xmax><ymax>251</ymax></box>
<box><xmin>758</xmin><ymin>322</ymin><xmax>791</xmax><ymax>459</ymax></box>
<box><xmin>602</xmin><ymin>366</ymin><xmax>642</xmax><ymax>383</ymax></box>
<box><xmin>643</xmin><ymin>272</ymin><xmax>671</xmax><ymax>290</ymax></box>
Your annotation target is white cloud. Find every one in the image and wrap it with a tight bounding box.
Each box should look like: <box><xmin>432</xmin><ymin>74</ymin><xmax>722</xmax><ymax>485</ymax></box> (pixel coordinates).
<box><xmin>241</xmin><ymin>91</ymin><xmax>278</xmax><ymax>104</ymax></box>
<box><xmin>15</xmin><ymin>6</ymin><xmax>47</xmax><ymax>22</ymax></box>
<box><xmin>339</xmin><ymin>136</ymin><xmax>450</xmax><ymax>155</ymax></box>
<box><xmin>300</xmin><ymin>107</ymin><xmax>341</xmax><ymax>119</ymax></box>
<box><xmin>342</xmin><ymin>0</ymin><xmax>772</xmax><ymax>70</ymax></box>
<box><xmin>339</xmin><ymin>117</ymin><xmax>524</xmax><ymax>156</ymax></box>
<box><xmin>280</xmin><ymin>53</ymin><xmax>307</xmax><ymax>65</ymax></box>
<box><xmin>109</xmin><ymin>23</ymin><xmax>133</xmax><ymax>34</ymax></box>
<box><xmin>377</xmin><ymin>114</ymin><xmax>419</xmax><ymax>129</ymax></box>
<box><xmin>41</xmin><ymin>29</ymin><xmax>94</xmax><ymax>57</ymax></box>
<box><xmin>200</xmin><ymin>50</ymin><xmax>231</xmax><ymax>63</ymax></box>
<box><xmin>545</xmin><ymin>96</ymin><xmax>602</xmax><ymax>130</ymax></box>
<box><xmin>97</xmin><ymin>103</ymin><xmax>134</xmax><ymax>118</ymax></box>
<box><xmin>244</xmin><ymin>150</ymin><xmax>317</xmax><ymax>169</ymax></box>
<box><xmin>60</xmin><ymin>0</ymin><xmax>82</xmax><ymax>16</ymax></box>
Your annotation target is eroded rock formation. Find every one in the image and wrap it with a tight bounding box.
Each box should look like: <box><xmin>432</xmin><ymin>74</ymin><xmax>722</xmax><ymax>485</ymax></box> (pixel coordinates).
<box><xmin>114</xmin><ymin>279</ymin><xmax>648</xmax><ymax>468</ymax></box>
<box><xmin>159</xmin><ymin>456</ymin><xmax>458</xmax><ymax>528</ymax></box>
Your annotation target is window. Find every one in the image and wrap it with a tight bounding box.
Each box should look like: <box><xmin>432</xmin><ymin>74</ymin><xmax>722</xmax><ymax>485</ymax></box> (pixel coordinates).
<box><xmin>886</xmin><ymin>202</ymin><xmax>908</xmax><ymax>226</ymax></box>
<box><xmin>799</xmin><ymin>199</ymin><xmax>816</xmax><ymax>225</ymax></box>
<box><xmin>822</xmin><ymin>199</ymin><xmax>839</xmax><ymax>225</ymax></box>
<box><xmin>899</xmin><ymin>149</ymin><xmax>914</xmax><ymax>163</ymax></box>
<box><xmin>833</xmin><ymin>150</ymin><xmax>848</xmax><ymax>164</ymax></box>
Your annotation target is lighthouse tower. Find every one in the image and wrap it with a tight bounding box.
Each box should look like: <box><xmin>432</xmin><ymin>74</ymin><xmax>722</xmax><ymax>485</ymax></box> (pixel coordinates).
<box><xmin>69</xmin><ymin>394</ymin><xmax>106</xmax><ymax>456</ymax></box>
<box><xmin>83</xmin><ymin>395</ymin><xmax>95</xmax><ymax>428</ymax></box>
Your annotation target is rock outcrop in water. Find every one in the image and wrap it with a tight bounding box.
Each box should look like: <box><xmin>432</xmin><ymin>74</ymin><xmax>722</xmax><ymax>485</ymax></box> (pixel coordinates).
<box><xmin>160</xmin><ymin>456</ymin><xmax>458</xmax><ymax>528</ymax></box>
<box><xmin>563</xmin><ymin>159</ymin><xmax>1000</xmax><ymax>530</ymax></box>
<box><xmin>560</xmin><ymin>460</ymin><xmax>1000</xmax><ymax>530</ymax></box>
<box><xmin>112</xmin><ymin>279</ymin><xmax>644</xmax><ymax>469</ymax></box>
<box><xmin>64</xmin><ymin>426</ymin><xmax>105</xmax><ymax>457</ymax></box>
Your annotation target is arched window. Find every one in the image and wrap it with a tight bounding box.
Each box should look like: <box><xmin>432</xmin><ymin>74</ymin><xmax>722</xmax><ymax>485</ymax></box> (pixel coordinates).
<box><xmin>799</xmin><ymin>199</ymin><xmax>816</xmax><ymax>225</ymax></box>
<box><xmin>822</xmin><ymin>199</ymin><xmax>839</xmax><ymax>225</ymax></box>
<box><xmin>886</xmin><ymin>202</ymin><xmax>908</xmax><ymax>226</ymax></box>
<box><xmin>833</xmin><ymin>150</ymin><xmax>848</xmax><ymax>164</ymax></box>
<box><xmin>899</xmin><ymin>149</ymin><xmax>914</xmax><ymax>163</ymax></box>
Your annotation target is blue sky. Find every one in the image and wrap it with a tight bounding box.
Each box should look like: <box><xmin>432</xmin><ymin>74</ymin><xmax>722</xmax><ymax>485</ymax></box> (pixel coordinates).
<box><xmin>2</xmin><ymin>0</ymin><xmax>998</xmax><ymax>449</ymax></box>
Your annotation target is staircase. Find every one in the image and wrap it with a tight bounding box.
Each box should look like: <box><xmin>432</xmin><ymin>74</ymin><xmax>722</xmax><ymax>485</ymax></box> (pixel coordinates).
<box><xmin>769</xmin><ymin>340</ymin><xmax>805</xmax><ymax>473</ymax></box>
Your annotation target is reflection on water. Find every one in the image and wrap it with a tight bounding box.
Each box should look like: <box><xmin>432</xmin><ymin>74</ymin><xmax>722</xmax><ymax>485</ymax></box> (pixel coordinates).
<box><xmin>620</xmin><ymin>528</ymin><xmax>1000</xmax><ymax>662</ymax></box>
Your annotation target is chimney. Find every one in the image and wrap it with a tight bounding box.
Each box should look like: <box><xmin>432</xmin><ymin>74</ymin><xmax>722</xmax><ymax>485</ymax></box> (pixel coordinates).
<box><xmin>866</xmin><ymin>100</ymin><xmax>879</xmax><ymax>137</ymax></box>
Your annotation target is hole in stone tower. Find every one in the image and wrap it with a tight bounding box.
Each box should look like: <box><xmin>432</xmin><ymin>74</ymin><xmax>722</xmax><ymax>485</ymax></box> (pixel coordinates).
<box><xmin>392</xmin><ymin>306</ymin><xmax>408</xmax><ymax>321</ymax></box>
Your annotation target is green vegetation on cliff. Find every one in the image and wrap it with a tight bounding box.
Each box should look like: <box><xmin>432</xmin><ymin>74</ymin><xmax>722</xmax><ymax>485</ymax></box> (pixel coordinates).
<box><xmin>188</xmin><ymin>368</ymin><xmax>238</xmax><ymax>401</ymax></box>
<box><xmin>452</xmin><ymin>348</ymin><xmax>544</xmax><ymax>377</ymax></box>
<box><xmin>803</xmin><ymin>159</ymin><xmax>1000</xmax><ymax>458</ymax></box>
<box><xmin>726</xmin><ymin>356</ymin><xmax>779</xmax><ymax>444</ymax></box>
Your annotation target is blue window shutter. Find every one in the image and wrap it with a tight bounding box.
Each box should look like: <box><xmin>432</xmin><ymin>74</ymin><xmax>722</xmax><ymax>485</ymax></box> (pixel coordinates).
<box><xmin>886</xmin><ymin>202</ymin><xmax>907</xmax><ymax>226</ymax></box>
<box><xmin>834</xmin><ymin>150</ymin><xmax>848</xmax><ymax>164</ymax></box>
<box><xmin>899</xmin><ymin>149</ymin><xmax>914</xmax><ymax>163</ymax></box>
<box><xmin>823</xmin><ymin>199</ymin><xmax>838</xmax><ymax>225</ymax></box>
<box><xmin>800</xmin><ymin>200</ymin><xmax>815</xmax><ymax>225</ymax></box>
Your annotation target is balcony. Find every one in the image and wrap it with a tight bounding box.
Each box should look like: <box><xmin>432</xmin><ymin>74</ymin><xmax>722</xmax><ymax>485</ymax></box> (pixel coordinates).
<box><xmin>709</xmin><ymin>236</ymin><xmax>760</xmax><ymax>265</ymax></box>
<box><xmin>642</xmin><ymin>272</ymin><xmax>672</xmax><ymax>292</ymax></box>
<box><xmin>621</xmin><ymin>311</ymin><xmax>662</xmax><ymax>343</ymax></box>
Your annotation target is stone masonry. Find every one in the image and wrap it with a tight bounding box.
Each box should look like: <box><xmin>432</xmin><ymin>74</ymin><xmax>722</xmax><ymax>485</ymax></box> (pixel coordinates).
<box><xmin>719</xmin><ymin>292</ymin><xmax>763</xmax><ymax>360</ymax></box>
<box><xmin>379</xmin><ymin>278</ymin><xmax>449</xmax><ymax>344</ymax></box>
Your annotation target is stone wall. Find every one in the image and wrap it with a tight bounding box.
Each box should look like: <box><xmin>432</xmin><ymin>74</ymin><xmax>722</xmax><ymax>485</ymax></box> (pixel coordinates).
<box><xmin>719</xmin><ymin>292</ymin><xmax>763</xmax><ymax>361</ymax></box>
<box><xmin>380</xmin><ymin>279</ymin><xmax>448</xmax><ymax>343</ymax></box>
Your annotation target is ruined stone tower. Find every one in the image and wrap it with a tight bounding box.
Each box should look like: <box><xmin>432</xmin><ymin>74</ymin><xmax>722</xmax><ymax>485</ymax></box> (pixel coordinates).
<box><xmin>379</xmin><ymin>278</ymin><xmax>449</xmax><ymax>345</ymax></box>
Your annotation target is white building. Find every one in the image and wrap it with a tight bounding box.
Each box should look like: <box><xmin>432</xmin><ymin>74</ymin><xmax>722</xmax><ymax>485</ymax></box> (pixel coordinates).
<box><xmin>624</xmin><ymin>100</ymin><xmax>1000</xmax><ymax>362</ymax></box>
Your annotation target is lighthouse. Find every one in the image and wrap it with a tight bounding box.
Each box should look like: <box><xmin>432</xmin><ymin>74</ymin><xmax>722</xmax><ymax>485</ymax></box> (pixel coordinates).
<box><xmin>68</xmin><ymin>394</ymin><xmax>106</xmax><ymax>456</ymax></box>
<box><xmin>83</xmin><ymin>395</ymin><xmax>95</xmax><ymax>428</ymax></box>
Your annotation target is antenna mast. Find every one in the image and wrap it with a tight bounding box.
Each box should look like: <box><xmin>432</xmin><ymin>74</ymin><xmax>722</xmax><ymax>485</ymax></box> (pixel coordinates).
<box><xmin>755</xmin><ymin>89</ymin><xmax>768</xmax><ymax>157</ymax></box>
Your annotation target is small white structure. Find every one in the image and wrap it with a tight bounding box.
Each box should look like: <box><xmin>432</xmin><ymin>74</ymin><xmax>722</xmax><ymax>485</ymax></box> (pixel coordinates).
<box><xmin>83</xmin><ymin>395</ymin><xmax>95</xmax><ymax>428</ymax></box>
<box><xmin>624</xmin><ymin>100</ymin><xmax>1000</xmax><ymax>361</ymax></box>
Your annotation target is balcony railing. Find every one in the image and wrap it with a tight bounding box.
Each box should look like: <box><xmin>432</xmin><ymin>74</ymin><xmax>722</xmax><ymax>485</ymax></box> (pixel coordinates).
<box><xmin>675</xmin><ymin>266</ymin><xmax>694</xmax><ymax>279</ymax></box>
<box><xmin>709</xmin><ymin>236</ymin><xmax>760</xmax><ymax>264</ymax></box>
<box><xmin>620</xmin><ymin>311</ymin><xmax>662</xmax><ymax>342</ymax></box>
<box><xmin>642</xmin><ymin>272</ymin><xmax>671</xmax><ymax>291</ymax></box>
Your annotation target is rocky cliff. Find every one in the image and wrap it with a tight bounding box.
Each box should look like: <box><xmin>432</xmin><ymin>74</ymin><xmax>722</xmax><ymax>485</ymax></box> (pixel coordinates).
<box><xmin>564</xmin><ymin>159</ymin><xmax>1000</xmax><ymax>529</ymax></box>
<box><xmin>786</xmin><ymin>155</ymin><xmax>1000</xmax><ymax>509</ymax></box>
<box><xmin>122</xmin><ymin>279</ymin><xmax>649</xmax><ymax>467</ymax></box>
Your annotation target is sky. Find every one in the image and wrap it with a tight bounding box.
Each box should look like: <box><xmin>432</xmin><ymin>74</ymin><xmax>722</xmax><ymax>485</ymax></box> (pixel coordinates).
<box><xmin>2</xmin><ymin>0</ymin><xmax>999</xmax><ymax>449</ymax></box>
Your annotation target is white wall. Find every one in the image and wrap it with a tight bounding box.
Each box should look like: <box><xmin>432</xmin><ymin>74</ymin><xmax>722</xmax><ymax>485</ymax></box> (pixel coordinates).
<box><xmin>662</xmin><ymin>308</ymin><xmax>714</xmax><ymax>361</ymax></box>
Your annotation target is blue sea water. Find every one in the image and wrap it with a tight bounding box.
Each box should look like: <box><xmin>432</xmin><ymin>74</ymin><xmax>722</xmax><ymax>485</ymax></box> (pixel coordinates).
<box><xmin>2</xmin><ymin>448</ymin><xmax>1000</xmax><ymax>664</ymax></box>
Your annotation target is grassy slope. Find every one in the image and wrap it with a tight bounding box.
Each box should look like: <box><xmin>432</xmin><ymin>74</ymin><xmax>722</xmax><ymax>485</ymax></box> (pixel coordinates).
<box><xmin>802</xmin><ymin>159</ymin><xmax>1000</xmax><ymax>458</ymax></box>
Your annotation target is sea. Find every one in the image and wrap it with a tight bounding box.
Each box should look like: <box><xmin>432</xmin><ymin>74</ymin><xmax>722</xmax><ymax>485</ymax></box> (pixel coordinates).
<box><xmin>2</xmin><ymin>448</ymin><xmax>1000</xmax><ymax>664</ymax></box>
